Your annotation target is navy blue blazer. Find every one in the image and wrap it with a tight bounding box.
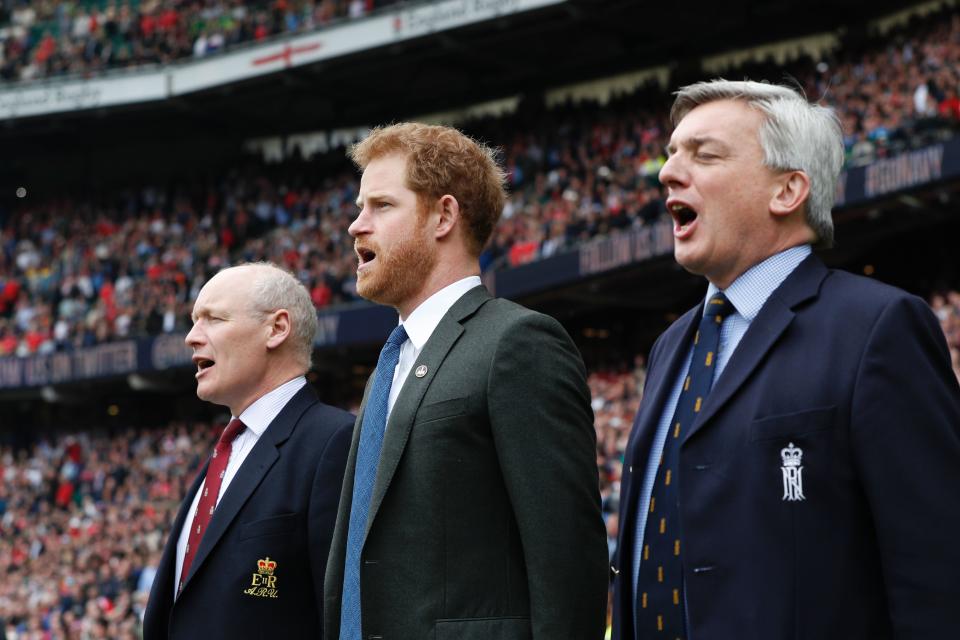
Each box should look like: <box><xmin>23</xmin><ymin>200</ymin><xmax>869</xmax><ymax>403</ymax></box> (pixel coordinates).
<box><xmin>613</xmin><ymin>254</ymin><xmax>960</xmax><ymax>639</ymax></box>
<box><xmin>143</xmin><ymin>385</ymin><xmax>353</xmax><ymax>640</ymax></box>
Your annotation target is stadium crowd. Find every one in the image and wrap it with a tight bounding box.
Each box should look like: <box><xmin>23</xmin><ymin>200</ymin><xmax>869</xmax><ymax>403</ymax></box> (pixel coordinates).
<box><xmin>0</xmin><ymin>0</ymin><xmax>400</xmax><ymax>83</ymax></box>
<box><xmin>0</xmin><ymin>420</ymin><xmax>215</xmax><ymax>638</ymax></box>
<box><xmin>2</xmin><ymin>7</ymin><xmax>960</xmax><ymax>355</ymax></box>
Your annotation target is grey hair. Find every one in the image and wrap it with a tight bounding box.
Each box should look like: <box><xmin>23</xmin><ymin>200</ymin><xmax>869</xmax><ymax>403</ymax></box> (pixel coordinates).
<box><xmin>671</xmin><ymin>79</ymin><xmax>844</xmax><ymax>247</ymax></box>
<box><xmin>239</xmin><ymin>261</ymin><xmax>317</xmax><ymax>370</ymax></box>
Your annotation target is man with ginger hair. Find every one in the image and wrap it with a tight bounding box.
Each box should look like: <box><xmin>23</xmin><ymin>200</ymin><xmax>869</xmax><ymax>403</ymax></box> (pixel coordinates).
<box><xmin>324</xmin><ymin>123</ymin><xmax>608</xmax><ymax>639</ymax></box>
<box><xmin>144</xmin><ymin>262</ymin><xmax>353</xmax><ymax>639</ymax></box>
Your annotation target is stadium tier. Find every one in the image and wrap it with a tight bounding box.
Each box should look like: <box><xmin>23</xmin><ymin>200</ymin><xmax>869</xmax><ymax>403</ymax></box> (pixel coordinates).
<box><xmin>1</xmin><ymin>0</ymin><xmax>959</xmax><ymax>637</ymax></box>
<box><xmin>2</xmin><ymin>6</ymin><xmax>960</xmax><ymax>356</ymax></box>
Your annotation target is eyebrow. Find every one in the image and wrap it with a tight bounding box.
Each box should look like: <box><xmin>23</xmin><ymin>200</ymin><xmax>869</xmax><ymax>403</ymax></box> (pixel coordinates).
<box><xmin>666</xmin><ymin>135</ymin><xmax>729</xmax><ymax>156</ymax></box>
<box><xmin>355</xmin><ymin>191</ymin><xmax>391</xmax><ymax>208</ymax></box>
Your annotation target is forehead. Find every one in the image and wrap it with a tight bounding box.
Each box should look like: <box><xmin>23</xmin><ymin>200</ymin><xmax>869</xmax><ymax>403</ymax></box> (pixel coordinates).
<box><xmin>358</xmin><ymin>153</ymin><xmax>412</xmax><ymax>197</ymax></box>
<box><xmin>670</xmin><ymin>99</ymin><xmax>764</xmax><ymax>147</ymax></box>
<box><xmin>193</xmin><ymin>269</ymin><xmax>252</xmax><ymax>314</ymax></box>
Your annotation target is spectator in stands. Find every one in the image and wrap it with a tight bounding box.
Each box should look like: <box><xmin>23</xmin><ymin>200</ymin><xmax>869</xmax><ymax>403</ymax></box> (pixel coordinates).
<box><xmin>142</xmin><ymin>262</ymin><xmax>353</xmax><ymax>639</ymax></box>
<box><xmin>613</xmin><ymin>79</ymin><xmax>960</xmax><ymax>639</ymax></box>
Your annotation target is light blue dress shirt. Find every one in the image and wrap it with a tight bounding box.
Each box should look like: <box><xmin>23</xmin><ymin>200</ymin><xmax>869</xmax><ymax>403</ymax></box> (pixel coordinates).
<box><xmin>631</xmin><ymin>244</ymin><xmax>812</xmax><ymax>635</ymax></box>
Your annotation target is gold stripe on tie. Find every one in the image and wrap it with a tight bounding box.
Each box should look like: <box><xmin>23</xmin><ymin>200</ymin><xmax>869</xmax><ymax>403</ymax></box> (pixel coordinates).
<box><xmin>657</xmin><ymin>615</ymin><xmax>663</xmax><ymax>631</ymax></box>
<box><xmin>642</xmin><ymin>592</ymin><xmax>648</xmax><ymax>608</ymax></box>
<box><xmin>657</xmin><ymin>566</ymin><xmax>663</xmax><ymax>582</ymax></box>
<box><xmin>643</xmin><ymin>545</ymin><xmax>649</xmax><ymax>560</ymax></box>
<box><xmin>673</xmin><ymin>422</ymin><xmax>681</xmax><ymax>438</ymax></box>
<box><xmin>694</xmin><ymin>397</ymin><xmax>702</xmax><ymax>412</ymax></box>
<box><xmin>649</xmin><ymin>498</ymin><xmax>656</xmax><ymax>513</ymax></box>
<box><xmin>710</xmin><ymin>298</ymin><xmax>724</xmax><ymax>304</ymax></box>
<box><xmin>715</xmin><ymin>315</ymin><xmax>723</xmax><ymax>324</ymax></box>
<box><xmin>683</xmin><ymin>376</ymin><xmax>691</xmax><ymax>391</ymax></box>
<box><xmin>705</xmin><ymin>351</ymin><xmax>713</xmax><ymax>366</ymax></box>
<box><xmin>660</xmin><ymin>518</ymin><xmax>666</xmax><ymax>534</ymax></box>
<box><xmin>673</xmin><ymin>589</ymin><xmax>680</xmax><ymax>605</ymax></box>
<box><xmin>674</xmin><ymin>540</ymin><xmax>680</xmax><ymax>555</ymax></box>
<box><xmin>694</xmin><ymin>331</ymin><xmax>700</xmax><ymax>345</ymax></box>
<box><xmin>665</xmin><ymin>469</ymin><xmax>672</xmax><ymax>486</ymax></box>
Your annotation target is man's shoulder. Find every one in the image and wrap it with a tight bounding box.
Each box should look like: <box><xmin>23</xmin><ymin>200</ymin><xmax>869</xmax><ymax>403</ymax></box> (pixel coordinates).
<box><xmin>814</xmin><ymin>267</ymin><xmax>927</xmax><ymax>325</ymax></box>
<box><xmin>300</xmin><ymin>400</ymin><xmax>355</xmax><ymax>425</ymax></box>
<box><xmin>285</xmin><ymin>398</ymin><xmax>355</xmax><ymax>444</ymax></box>
<box><xmin>473</xmin><ymin>295</ymin><xmax>559</xmax><ymax>329</ymax></box>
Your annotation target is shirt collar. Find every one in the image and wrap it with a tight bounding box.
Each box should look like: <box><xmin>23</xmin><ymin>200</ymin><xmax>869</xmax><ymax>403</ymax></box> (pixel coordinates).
<box><xmin>401</xmin><ymin>276</ymin><xmax>483</xmax><ymax>350</ymax></box>
<box><xmin>236</xmin><ymin>375</ymin><xmax>308</xmax><ymax>436</ymax></box>
<box><xmin>705</xmin><ymin>245</ymin><xmax>812</xmax><ymax>321</ymax></box>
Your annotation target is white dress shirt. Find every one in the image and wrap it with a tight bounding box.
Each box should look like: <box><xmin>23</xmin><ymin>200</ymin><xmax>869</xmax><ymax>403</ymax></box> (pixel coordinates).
<box><xmin>174</xmin><ymin>375</ymin><xmax>307</xmax><ymax>597</ymax></box>
<box><xmin>386</xmin><ymin>276</ymin><xmax>482</xmax><ymax>420</ymax></box>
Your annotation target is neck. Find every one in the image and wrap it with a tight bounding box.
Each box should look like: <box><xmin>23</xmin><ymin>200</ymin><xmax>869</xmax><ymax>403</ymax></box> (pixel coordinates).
<box><xmin>397</xmin><ymin>263</ymin><xmax>478</xmax><ymax>320</ymax></box>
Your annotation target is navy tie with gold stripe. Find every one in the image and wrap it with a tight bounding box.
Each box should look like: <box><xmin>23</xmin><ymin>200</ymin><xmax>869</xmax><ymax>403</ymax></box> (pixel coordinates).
<box><xmin>635</xmin><ymin>292</ymin><xmax>734</xmax><ymax>638</ymax></box>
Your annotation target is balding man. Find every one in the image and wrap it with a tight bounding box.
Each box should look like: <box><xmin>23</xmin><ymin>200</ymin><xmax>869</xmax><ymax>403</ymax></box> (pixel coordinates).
<box><xmin>144</xmin><ymin>262</ymin><xmax>353</xmax><ymax>640</ymax></box>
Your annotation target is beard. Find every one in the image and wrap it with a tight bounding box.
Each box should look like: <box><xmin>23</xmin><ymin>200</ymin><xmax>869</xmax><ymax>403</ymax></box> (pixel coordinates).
<box><xmin>355</xmin><ymin>223</ymin><xmax>437</xmax><ymax>309</ymax></box>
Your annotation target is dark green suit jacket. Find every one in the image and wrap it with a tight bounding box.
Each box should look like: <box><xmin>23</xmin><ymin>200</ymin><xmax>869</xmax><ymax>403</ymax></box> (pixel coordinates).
<box><xmin>324</xmin><ymin>285</ymin><xmax>608</xmax><ymax>639</ymax></box>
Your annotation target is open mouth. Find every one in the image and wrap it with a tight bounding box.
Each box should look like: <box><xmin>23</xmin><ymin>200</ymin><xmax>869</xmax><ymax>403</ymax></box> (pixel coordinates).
<box><xmin>669</xmin><ymin>202</ymin><xmax>699</xmax><ymax>236</ymax></box>
<box><xmin>194</xmin><ymin>357</ymin><xmax>215</xmax><ymax>376</ymax></box>
<box><xmin>356</xmin><ymin>245</ymin><xmax>377</xmax><ymax>269</ymax></box>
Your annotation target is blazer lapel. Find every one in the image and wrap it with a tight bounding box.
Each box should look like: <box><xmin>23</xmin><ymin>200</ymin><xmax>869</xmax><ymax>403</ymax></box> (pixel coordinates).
<box><xmin>150</xmin><ymin>462</ymin><xmax>207</xmax><ymax>612</ymax></box>
<box><xmin>179</xmin><ymin>385</ymin><xmax>318</xmax><ymax>592</ymax></box>
<box><xmin>684</xmin><ymin>254</ymin><xmax>828</xmax><ymax>442</ymax></box>
<box><xmin>626</xmin><ymin>307</ymin><xmax>700</xmax><ymax>470</ymax></box>
<box><xmin>364</xmin><ymin>285</ymin><xmax>491</xmax><ymax>539</ymax></box>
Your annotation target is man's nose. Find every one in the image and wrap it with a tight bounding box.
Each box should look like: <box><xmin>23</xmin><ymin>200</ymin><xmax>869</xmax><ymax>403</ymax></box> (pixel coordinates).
<box><xmin>348</xmin><ymin>208</ymin><xmax>370</xmax><ymax>238</ymax></box>
<box><xmin>659</xmin><ymin>154</ymin><xmax>686</xmax><ymax>188</ymax></box>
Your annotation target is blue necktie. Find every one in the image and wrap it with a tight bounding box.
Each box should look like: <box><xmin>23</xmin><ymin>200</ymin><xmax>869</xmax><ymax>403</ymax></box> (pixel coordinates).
<box><xmin>340</xmin><ymin>324</ymin><xmax>408</xmax><ymax>640</ymax></box>
<box><xmin>635</xmin><ymin>293</ymin><xmax>733</xmax><ymax>639</ymax></box>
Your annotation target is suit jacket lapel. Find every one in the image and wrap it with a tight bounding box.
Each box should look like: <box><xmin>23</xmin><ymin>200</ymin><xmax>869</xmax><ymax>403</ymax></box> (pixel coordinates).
<box><xmin>684</xmin><ymin>254</ymin><xmax>828</xmax><ymax>442</ymax></box>
<box><xmin>364</xmin><ymin>285</ymin><xmax>491</xmax><ymax>539</ymax></box>
<box><xmin>180</xmin><ymin>385</ymin><xmax>318</xmax><ymax>592</ymax></box>
<box><xmin>626</xmin><ymin>307</ymin><xmax>700</xmax><ymax>470</ymax></box>
<box><xmin>150</xmin><ymin>460</ymin><xmax>207</xmax><ymax>616</ymax></box>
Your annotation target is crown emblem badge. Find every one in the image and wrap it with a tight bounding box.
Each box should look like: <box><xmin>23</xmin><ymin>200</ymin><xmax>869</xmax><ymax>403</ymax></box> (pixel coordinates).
<box><xmin>244</xmin><ymin>556</ymin><xmax>279</xmax><ymax>599</ymax></box>
<box><xmin>780</xmin><ymin>442</ymin><xmax>805</xmax><ymax>502</ymax></box>
<box><xmin>257</xmin><ymin>557</ymin><xmax>277</xmax><ymax>575</ymax></box>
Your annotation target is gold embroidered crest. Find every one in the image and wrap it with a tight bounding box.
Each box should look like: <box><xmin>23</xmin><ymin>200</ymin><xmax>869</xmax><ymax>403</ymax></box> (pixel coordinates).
<box><xmin>243</xmin><ymin>556</ymin><xmax>279</xmax><ymax>598</ymax></box>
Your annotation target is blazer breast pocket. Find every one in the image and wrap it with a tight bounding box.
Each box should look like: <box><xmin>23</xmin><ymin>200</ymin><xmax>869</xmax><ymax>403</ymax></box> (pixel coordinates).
<box><xmin>748</xmin><ymin>406</ymin><xmax>837</xmax><ymax>442</ymax></box>
<box><xmin>434</xmin><ymin>616</ymin><xmax>531</xmax><ymax>640</ymax></box>
<box><xmin>416</xmin><ymin>397</ymin><xmax>467</xmax><ymax>425</ymax></box>
<box><xmin>238</xmin><ymin>512</ymin><xmax>301</xmax><ymax>541</ymax></box>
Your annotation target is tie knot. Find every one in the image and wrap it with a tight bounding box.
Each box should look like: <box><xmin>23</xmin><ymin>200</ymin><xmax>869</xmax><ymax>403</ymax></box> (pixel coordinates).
<box><xmin>704</xmin><ymin>292</ymin><xmax>734</xmax><ymax>320</ymax></box>
<box><xmin>219</xmin><ymin>418</ymin><xmax>246</xmax><ymax>445</ymax></box>
<box><xmin>386</xmin><ymin>324</ymin><xmax>409</xmax><ymax>348</ymax></box>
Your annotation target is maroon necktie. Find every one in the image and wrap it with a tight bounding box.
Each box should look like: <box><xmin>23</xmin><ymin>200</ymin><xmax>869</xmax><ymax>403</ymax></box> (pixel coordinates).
<box><xmin>178</xmin><ymin>418</ymin><xmax>246</xmax><ymax>594</ymax></box>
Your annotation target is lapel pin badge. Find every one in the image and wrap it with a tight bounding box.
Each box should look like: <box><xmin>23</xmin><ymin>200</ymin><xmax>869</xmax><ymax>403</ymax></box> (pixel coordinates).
<box><xmin>415</xmin><ymin>365</ymin><xmax>428</xmax><ymax>378</ymax></box>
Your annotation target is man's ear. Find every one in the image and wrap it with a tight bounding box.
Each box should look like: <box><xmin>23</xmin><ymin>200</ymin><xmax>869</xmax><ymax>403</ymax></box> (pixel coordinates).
<box><xmin>265</xmin><ymin>309</ymin><xmax>291</xmax><ymax>350</ymax></box>
<box><xmin>434</xmin><ymin>194</ymin><xmax>461</xmax><ymax>240</ymax></box>
<box><xmin>770</xmin><ymin>170</ymin><xmax>811</xmax><ymax>218</ymax></box>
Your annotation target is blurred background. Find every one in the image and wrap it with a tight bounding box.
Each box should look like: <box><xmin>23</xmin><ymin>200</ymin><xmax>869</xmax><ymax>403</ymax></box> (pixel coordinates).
<box><xmin>1</xmin><ymin>0</ymin><xmax>959</xmax><ymax>637</ymax></box>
